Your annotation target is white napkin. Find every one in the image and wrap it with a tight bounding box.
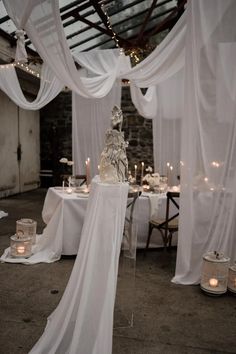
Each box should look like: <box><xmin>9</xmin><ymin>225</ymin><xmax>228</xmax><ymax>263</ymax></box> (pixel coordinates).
<box><xmin>148</xmin><ymin>193</ymin><xmax>166</xmax><ymax>219</ymax></box>
<box><xmin>0</xmin><ymin>211</ymin><xmax>8</xmax><ymax>219</ymax></box>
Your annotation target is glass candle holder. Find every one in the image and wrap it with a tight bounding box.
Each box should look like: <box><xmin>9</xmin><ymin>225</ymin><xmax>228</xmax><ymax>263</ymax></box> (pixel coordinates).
<box><xmin>16</xmin><ymin>218</ymin><xmax>37</xmax><ymax>244</ymax></box>
<box><xmin>10</xmin><ymin>235</ymin><xmax>32</xmax><ymax>258</ymax></box>
<box><xmin>228</xmin><ymin>264</ymin><xmax>236</xmax><ymax>294</ymax></box>
<box><xmin>200</xmin><ymin>251</ymin><xmax>230</xmax><ymax>295</ymax></box>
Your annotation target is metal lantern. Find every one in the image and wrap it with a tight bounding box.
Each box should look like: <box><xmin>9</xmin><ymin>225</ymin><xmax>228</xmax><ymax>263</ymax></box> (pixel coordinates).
<box><xmin>228</xmin><ymin>264</ymin><xmax>236</xmax><ymax>294</ymax></box>
<box><xmin>16</xmin><ymin>218</ymin><xmax>37</xmax><ymax>244</ymax></box>
<box><xmin>200</xmin><ymin>251</ymin><xmax>230</xmax><ymax>295</ymax></box>
<box><xmin>10</xmin><ymin>235</ymin><xmax>32</xmax><ymax>258</ymax></box>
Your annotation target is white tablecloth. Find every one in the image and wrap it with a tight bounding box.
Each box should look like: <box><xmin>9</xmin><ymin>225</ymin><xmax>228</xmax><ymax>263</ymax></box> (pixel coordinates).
<box><xmin>29</xmin><ymin>179</ymin><xmax>129</xmax><ymax>354</ymax></box>
<box><xmin>0</xmin><ymin>188</ymin><xmax>178</xmax><ymax>264</ymax></box>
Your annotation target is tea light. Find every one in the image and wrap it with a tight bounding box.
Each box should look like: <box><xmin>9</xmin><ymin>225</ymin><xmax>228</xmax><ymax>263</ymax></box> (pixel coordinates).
<box><xmin>17</xmin><ymin>246</ymin><xmax>25</xmax><ymax>254</ymax></box>
<box><xmin>10</xmin><ymin>235</ymin><xmax>32</xmax><ymax>258</ymax></box>
<box><xmin>209</xmin><ymin>278</ymin><xmax>218</xmax><ymax>288</ymax></box>
<box><xmin>66</xmin><ymin>187</ymin><xmax>73</xmax><ymax>194</ymax></box>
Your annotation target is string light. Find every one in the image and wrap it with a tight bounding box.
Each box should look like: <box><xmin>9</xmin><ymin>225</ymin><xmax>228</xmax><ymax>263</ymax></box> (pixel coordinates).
<box><xmin>0</xmin><ymin>61</ymin><xmax>40</xmax><ymax>78</ymax></box>
<box><xmin>100</xmin><ymin>1</ymin><xmax>123</xmax><ymax>54</ymax></box>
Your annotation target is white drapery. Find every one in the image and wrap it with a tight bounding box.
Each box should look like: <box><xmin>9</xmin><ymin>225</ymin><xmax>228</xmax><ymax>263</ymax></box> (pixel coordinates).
<box><xmin>29</xmin><ymin>179</ymin><xmax>128</xmax><ymax>354</ymax></box>
<box><xmin>173</xmin><ymin>0</ymin><xmax>236</xmax><ymax>284</ymax></box>
<box><xmin>2</xmin><ymin>0</ymin><xmax>186</xmax><ymax>98</ymax></box>
<box><xmin>2</xmin><ymin>0</ymin><xmax>236</xmax><ymax>286</ymax></box>
<box><xmin>0</xmin><ymin>64</ymin><xmax>63</xmax><ymax>110</ymax></box>
<box><xmin>72</xmin><ymin>80</ymin><xmax>121</xmax><ymax>178</ymax></box>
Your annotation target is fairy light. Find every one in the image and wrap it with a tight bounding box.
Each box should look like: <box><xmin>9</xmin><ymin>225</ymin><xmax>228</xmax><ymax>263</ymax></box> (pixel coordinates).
<box><xmin>101</xmin><ymin>1</ymin><xmax>122</xmax><ymax>53</ymax></box>
<box><xmin>0</xmin><ymin>61</ymin><xmax>40</xmax><ymax>78</ymax></box>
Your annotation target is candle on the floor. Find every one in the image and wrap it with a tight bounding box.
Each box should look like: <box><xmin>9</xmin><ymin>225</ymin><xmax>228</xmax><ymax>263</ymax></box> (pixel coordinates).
<box><xmin>209</xmin><ymin>278</ymin><xmax>218</xmax><ymax>288</ymax></box>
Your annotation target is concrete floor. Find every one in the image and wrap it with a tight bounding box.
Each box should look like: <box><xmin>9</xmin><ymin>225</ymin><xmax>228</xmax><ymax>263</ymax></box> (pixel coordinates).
<box><xmin>0</xmin><ymin>189</ymin><xmax>236</xmax><ymax>354</ymax></box>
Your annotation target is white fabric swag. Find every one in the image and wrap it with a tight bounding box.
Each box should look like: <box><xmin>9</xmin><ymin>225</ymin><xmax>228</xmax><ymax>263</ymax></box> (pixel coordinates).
<box><xmin>2</xmin><ymin>0</ymin><xmax>236</xmax><ymax>287</ymax></box>
<box><xmin>0</xmin><ymin>63</ymin><xmax>63</xmax><ymax>110</ymax></box>
<box><xmin>2</xmin><ymin>0</ymin><xmax>186</xmax><ymax>99</ymax></box>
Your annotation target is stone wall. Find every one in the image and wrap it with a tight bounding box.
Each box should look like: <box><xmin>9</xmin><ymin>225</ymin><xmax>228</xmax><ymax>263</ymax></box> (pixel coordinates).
<box><xmin>40</xmin><ymin>86</ymin><xmax>154</xmax><ymax>186</ymax></box>
<box><xmin>121</xmin><ymin>86</ymin><xmax>153</xmax><ymax>180</ymax></box>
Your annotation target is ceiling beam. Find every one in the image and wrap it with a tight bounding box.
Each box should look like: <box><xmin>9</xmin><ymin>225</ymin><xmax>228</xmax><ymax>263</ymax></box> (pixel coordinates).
<box><xmin>71</xmin><ymin>6</ymin><xmax>175</xmax><ymax>51</ymax></box>
<box><xmin>136</xmin><ymin>0</ymin><xmax>158</xmax><ymax>44</ymax></box>
<box><xmin>90</xmin><ymin>0</ymin><xmax>111</xmax><ymax>30</ymax></box>
<box><xmin>143</xmin><ymin>0</ymin><xmax>186</xmax><ymax>40</ymax></box>
<box><xmin>70</xmin><ymin>10</ymin><xmax>132</xmax><ymax>47</ymax></box>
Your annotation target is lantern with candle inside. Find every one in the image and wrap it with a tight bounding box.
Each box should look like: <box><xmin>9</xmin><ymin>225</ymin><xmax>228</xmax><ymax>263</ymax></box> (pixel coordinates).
<box><xmin>16</xmin><ymin>218</ymin><xmax>37</xmax><ymax>245</ymax></box>
<box><xmin>227</xmin><ymin>264</ymin><xmax>236</xmax><ymax>294</ymax></box>
<box><xmin>200</xmin><ymin>251</ymin><xmax>230</xmax><ymax>295</ymax></box>
<box><xmin>10</xmin><ymin>234</ymin><xmax>32</xmax><ymax>258</ymax></box>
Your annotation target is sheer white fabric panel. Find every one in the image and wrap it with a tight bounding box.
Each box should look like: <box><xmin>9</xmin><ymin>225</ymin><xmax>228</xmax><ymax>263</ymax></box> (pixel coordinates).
<box><xmin>123</xmin><ymin>11</ymin><xmax>186</xmax><ymax>87</ymax></box>
<box><xmin>130</xmin><ymin>85</ymin><xmax>158</xmax><ymax>119</ymax></box>
<box><xmin>173</xmin><ymin>0</ymin><xmax>236</xmax><ymax>285</ymax></box>
<box><xmin>29</xmin><ymin>179</ymin><xmax>129</xmax><ymax>354</ymax></box>
<box><xmin>0</xmin><ymin>64</ymin><xmax>63</xmax><ymax>110</ymax></box>
<box><xmin>72</xmin><ymin>81</ymin><xmax>121</xmax><ymax>178</ymax></box>
<box><xmin>153</xmin><ymin>70</ymin><xmax>183</xmax><ymax>182</ymax></box>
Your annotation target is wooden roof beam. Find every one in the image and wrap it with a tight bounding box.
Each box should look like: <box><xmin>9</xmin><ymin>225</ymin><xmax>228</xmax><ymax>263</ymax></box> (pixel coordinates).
<box><xmin>136</xmin><ymin>0</ymin><xmax>158</xmax><ymax>45</ymax></box>
<box><xmin>143</xmin><ymin>0</ymin><xmax>186</xmax><ymax>40</ymax></box>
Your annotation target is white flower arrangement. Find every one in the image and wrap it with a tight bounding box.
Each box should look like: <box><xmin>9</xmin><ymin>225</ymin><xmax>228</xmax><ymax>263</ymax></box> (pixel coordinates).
<box><xmin>59</xmin><ymin>157</ymin><xmax>74</xmax><ymax>166</ymax></box>
<box><xmin>143</xmin><ymin>167</ymin><xmax>160</xmax><ymax>188</ymax></box>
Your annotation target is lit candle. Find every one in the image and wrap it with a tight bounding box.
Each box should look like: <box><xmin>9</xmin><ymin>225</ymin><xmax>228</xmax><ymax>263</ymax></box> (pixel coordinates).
<box><xmin>209</xmin><ymin>278</ymin><xmax>218</xmax><ymax>288</ymax></box>
<box><xmin>86</xmin><ymin>158</ymin><xmax>91</xmax><ymax>187</ymax></box>
<box><xmin>17</xmin><ymin>246</ymin><xmax>25</xmax><ymax>255</ymax></box>
<box><xmin>134</xmin><ymin>164</ymin><xmax>137</xmax><ymax>183</ymax></box>
<box><xmin>166</xmin><ymin>162</ymin><xmax>170</xmax><ymax>186</ymax></box>
<box><xmin>98</xmin><ymin>165</ymin><xmax>100</xmax><ymax>172</ymax></box>
<box><xmin>66</xmin><ymin>187</ymin><xmax>73</xmax><ymax>194</ymax></box>
<box><xmin>140</xmin><ymin>162</ymin><xmax>144</xmax><ymax>186</ymax></box>
<box><xmin>169</xmin><ymin>165</ymin><xmax>173</xmax><ymax>187</ymax></box>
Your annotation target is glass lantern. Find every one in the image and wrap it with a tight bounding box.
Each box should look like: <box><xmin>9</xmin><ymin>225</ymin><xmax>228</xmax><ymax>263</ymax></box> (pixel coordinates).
<box><xmin>16</xmin><ymin>218</ymin><xmax>37</xmax><ymax>244</ymax></box>
<box><xmin>10</xmin><ymin>235</ymin><xmax>32</xmax><ymax>258</ymax></box>
<box><xmin>200</xmin><ymin>251</ymin><xmax>230</xmax><ymax>295</ymax></box>
<box><xmin>227</xmin><ymin>264</ymin><xmax>236</xmax><ymax>294</ymax></box>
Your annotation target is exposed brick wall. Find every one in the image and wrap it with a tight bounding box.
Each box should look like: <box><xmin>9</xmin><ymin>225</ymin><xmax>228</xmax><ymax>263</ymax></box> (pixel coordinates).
<box><xmin>40</xmin><ymin>87</ymin><xmax>154</xmax><ymax>185</ymax></box>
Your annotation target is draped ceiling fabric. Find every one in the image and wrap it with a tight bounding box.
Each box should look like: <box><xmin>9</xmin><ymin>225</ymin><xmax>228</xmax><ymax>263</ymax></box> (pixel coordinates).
<box><xmin>173</xmin><ymin>0</ymin><xmax>236</xmax><ymax>284</ymax></box>
<box><xmin>2</xmin><ymin>0</ymin><xmax>236</xmax><ymax>285</ymax></box>
<box><xmin>72</xmin><ymin>80</ymin><xmax>121</xmax><ymax>178</ymax></box>
<box><xmin>0</xmin><ymin>63</ymin><xmax>63</xmax><ymax>110</ymax></box>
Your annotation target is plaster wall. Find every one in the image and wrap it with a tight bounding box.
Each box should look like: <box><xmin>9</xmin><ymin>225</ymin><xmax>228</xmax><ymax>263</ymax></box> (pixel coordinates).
<box><xmin>0</xmin><ymin>90</ymin><xmax>40</xmax><ymax>198</ymax></box>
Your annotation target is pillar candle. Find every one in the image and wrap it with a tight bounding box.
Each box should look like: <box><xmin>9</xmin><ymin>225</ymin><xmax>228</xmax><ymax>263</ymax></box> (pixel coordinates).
<box><xmin>134</xmin><ymin>164</ymin><xmax>137</xmax><ymax>183</ymax></box>
<box><xmin>86</xmin><ymin>158</ymin><xmax>91</xmax><ymax>187</ymax></box>
<box><xmin>140</xmin><ymin>162</ymin><xmax>144</xmax><ymax>186</ymax></box>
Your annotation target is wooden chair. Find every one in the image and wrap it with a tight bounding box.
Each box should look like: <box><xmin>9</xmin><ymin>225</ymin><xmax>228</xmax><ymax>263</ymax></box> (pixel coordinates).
<box><xmin>122</xmin><ymin>190</ymin><xmax>141</xmax><ymax>258</ymax></box>
<box><xmin>145</xmin><ymin>191</ymin><xmax>180</xmax><ymax>251</ymax></box>
<box><xmin>61</xmin><ymin>174</ymin><xmax>87</xmax><ymax>186</ymax></box>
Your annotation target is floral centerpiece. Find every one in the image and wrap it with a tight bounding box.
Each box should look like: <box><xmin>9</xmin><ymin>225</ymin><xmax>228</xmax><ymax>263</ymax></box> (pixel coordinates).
<box><xmin>143</xmin><ymin>166</ymin><xmax>160</xmax><ymax>190</ymax></box>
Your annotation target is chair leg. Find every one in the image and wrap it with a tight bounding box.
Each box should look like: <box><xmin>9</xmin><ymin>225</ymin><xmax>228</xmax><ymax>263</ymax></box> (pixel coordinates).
<box><xmin>168</xmin><ymin>232</ymin><xmax>173</xmax><ymax>249</ymax></box>
<box><xmin>145</xmin><ymin>223</ymin><xmax>154</xmax><ymax>253</ymax></box>
<box><xmin>159</xmin><ymin>229</ymin><xmax>168</xmax><ymax>251</ymax></box>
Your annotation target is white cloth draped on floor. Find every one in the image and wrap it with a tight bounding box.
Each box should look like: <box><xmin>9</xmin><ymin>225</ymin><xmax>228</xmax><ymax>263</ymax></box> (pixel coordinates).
<box><xmin>29</xmin><ymin>179</ymin><xmax>128</xmax><ymax>354</ymax></box>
